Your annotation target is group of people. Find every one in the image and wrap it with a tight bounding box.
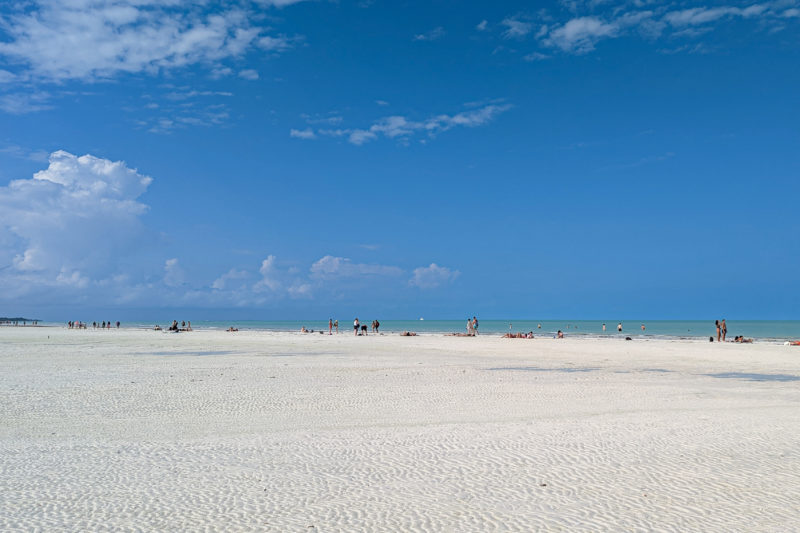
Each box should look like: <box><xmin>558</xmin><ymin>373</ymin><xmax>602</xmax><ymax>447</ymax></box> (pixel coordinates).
<box><xmin>69</xmin><ymin>321</ymin><xmax>119</xmax><ymax>329</ymax></box>
<box><xmin>465</xmin><ymin>316</ymin><xmax>479</xmax><ymax>335</ymax></box>
<box><xmin>351</xmin><ymin>318</ymin><xmax>380</xmax><ymax>335</ymax></box>
<box><xmin>159</xmin><ymin>320</ymin><xmax>191</xmax><ymax>332</ymax></box>
<box><xmin>714</xmin><ymin>319</ymin><xmax>728</xmax><ymax>342</ymax></box>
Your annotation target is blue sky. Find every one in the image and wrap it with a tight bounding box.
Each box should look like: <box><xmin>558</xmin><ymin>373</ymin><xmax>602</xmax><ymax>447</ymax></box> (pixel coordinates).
<box><xmin>0</xmin><ymin>0</ymin><xmax>798</xmax><ymax>320</ymax></box>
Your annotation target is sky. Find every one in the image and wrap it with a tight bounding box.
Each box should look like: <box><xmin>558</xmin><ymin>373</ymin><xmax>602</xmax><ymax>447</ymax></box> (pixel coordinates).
<box><xmin>0</xmin><ymin>0</ymin><xmax>798</xmax><ymax>321</ymax></box>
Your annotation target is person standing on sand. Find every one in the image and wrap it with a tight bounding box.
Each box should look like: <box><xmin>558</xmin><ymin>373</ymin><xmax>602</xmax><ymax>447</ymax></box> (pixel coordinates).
<box><xmin>602</xmin><ymin>323</ymin><xmax>606</xmax><ymax>332</ymax></box>
<box><xmin>467</xmin><ymin>318</ymin><xmax>473</xmax><ymax>335</ymax></box>
<box><xmin>721</xmin><ymin>319</ymin><xmax>727</xmax><ymax>342</ymax></box>
<box><xmin>354</xmin><ymin>318</ymin><xmax>359</xmax><ymax>336</ymax></box>
<box><xmin>334</xmin><ymin>319</ymin><xmax>338</xmax><ymax>333</ymax></box>
<box><xmin>329</xmin><ymin>318</ymin><xmax>333</xmax><ymax>335</ymax></box>
<box><xmin>715</xmin><ymin>320</ymin><xmax>721</xmax><ymax>342</ymax></box>
<box><xmin>473</xmin><ymin>316</ymin><xmax>478</xmax><ymax>335</ymax></box>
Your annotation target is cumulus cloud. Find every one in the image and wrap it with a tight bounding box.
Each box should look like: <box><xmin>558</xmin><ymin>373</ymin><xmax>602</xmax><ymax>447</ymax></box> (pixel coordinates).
<box><xmin>310</xmin><ymin>255</ymin><xmax>403</xmax><ymax>279</ymax></box>
<box><xmin>211</xmin><ymin>268</ymin><xmax>248</xmax><ymax>290</ymax></box>
<box><xmin>0</xmin><ymin>150</ymin><xmax>152</xmax><ymax>297</ymax></box>
<box><xmin>0</xmin><ymin>1</ymin><xmax>299</xmax><ymax>82</ymax></box>
<box><xmin>254</xmin><ymin>255</ymin><xmax>282</xmax><ymax>291</ymax></box>
<box><xmin>476</xmin><ymin>20</ymin><xmax>489</xmax><ymax>31</ymax></box>
<box><xmin>294</xmin><ymin>103</ymin><xmax>512</xmax><ymax>145</ymax></box>
<box><xmin>163</xmin><ymin>258</ymin><xmax>185</xmax><ymax>287</ymax></box>
<box><xmin>409</xmin><ymin>263</ymin><xmax>460</xmax><ymax>289</ymax></box>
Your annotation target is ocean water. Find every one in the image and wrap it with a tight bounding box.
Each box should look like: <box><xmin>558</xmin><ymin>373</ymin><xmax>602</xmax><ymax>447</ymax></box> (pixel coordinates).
<box><xmin>109</xmin><ymin>319</ymin><xmax>800</xmax><ymax>342</ymax></box>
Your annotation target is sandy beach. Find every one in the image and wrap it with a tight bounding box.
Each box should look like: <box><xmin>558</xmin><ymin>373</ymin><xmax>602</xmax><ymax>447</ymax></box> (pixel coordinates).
<box><xmin>2</xmin><ymin>327</ymin><xmax>799</xmax><ymax>531</ymax></box>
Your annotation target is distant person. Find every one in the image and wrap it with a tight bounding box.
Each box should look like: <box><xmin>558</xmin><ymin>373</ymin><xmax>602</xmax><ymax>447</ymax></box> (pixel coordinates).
<box><xmin>715</xmin><ymin>320</ymin><xmax>721</xmax><ymax>342</ymax></box>
<box><xmin>602</xmin><ymin>323</ymin><xmax>606</xmax><ymax>332</ymax></box>
<box><xmin>374</xmin><ymin>320</ymin><xmax>380</xmax><ymax>333</ymax></box>
<box><xmin>329</xmin><ymin>319</ymin><xmax>333</xmax><ymax>335</ymax></box>
<box><xmin>557</xmin><ymin>330</ymin><xmax>564</xmax><ymax>339</ymax></box>
<box><xmin>116</xmin><ymin>321</ymin><xmax>120</xmax><ymax>328</ymax></box>
<box><xmin>334</xmin><ymin>319</ymin><xmax>338</xmax><ymax>333</ymax></box>
<box><xmin>617</xmin><ymin>322</ymin><xmax>622</xmax><ymax>332</ymax></box>
<box><xmin>473</xmin><ymin>316</ymin><xmax>478</xmax><ymax>335</ymax></box>
<box><xmin>641</xmin><ymin>324</ymin><xmax>645</xmax><ymax>331</ymax></box>
<box><xmin>354</xmin><ymin>318</ymin><xmax>359</xmax><ymax>336</ymax></box>
<box><xmin>361</xmin><ymin>324</ymin><xmax>368</xmax><ymax>335</ymax></box>
<box><xmin>537</xmin><ymin>323</ymin><xmax>541</xmax><ymax>329</ymax></box>
<box><xmin>467</xmin><ymin>318</ymin><xmax>473</xmax><ymax>336</ymax></box>
<box><xmin>187</xmin><ymin>321</ymin><xmax>192</xmax><ymax>331</ymax></box>
<box><xmin>721</xmin><ymin>319</ymin><xmax>727</xmax><ymax>342</ymax></box>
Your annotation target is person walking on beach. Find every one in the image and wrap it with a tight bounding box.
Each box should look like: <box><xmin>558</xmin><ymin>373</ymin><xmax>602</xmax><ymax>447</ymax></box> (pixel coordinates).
<box><xmin>374</xmin><ymin>319</ymin><xmax>380</xmax><ymax>333</ymax></box>
<box><xmin>617</xmin><ymin>322</ymin><xmax>622</xmax><ymax>332</ymax></box>
<box><xmin>721</xmin><ymin>319</ymin><xmax>727</xmax><ymax>342</ymax></box>
<box><xmin>354</xmin><ymin>318</ymin><xmax>359</xmax><ymax>336</ymax></box>
<box><xmin>473</xmin><ymin>316</ymin><xmax>478</xmax><ymax>335</ymax></box>
<box><xmin>329</xmin><ymin>318</ymin><xmax>333</xmax><ymax>335</ymax></box>
<box><xmin>715</xmin><ymin>320</ymin><xmax>721</xmax><ymax>342</ymax></box>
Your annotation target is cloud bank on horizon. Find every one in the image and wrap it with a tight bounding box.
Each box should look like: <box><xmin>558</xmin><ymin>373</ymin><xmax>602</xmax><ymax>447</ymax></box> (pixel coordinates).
<box><xmin>0</xmin><ymin>152</ymin><xmax>460</xmax><ymax>309</ymax></box>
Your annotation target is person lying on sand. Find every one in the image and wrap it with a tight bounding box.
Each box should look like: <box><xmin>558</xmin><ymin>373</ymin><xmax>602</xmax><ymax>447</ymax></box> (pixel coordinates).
<box><xmin>153</xmin><ymin>325</ymin><xmax>161</xmax><ymax>331</ymax></box>
<box><xmin>227</xmin><ymin>327</ymin><xmax>238</xmax><ymax>332</ymax></box>
<box><xmin>734</xmin><ymin>336</ymin><xmax>754</xmax><ymax>343</ymax></box>
<box><xmin>301</xmin><ymin>326</ymin><xmax>308</xmax><ymax>333</ymax></box>
<box><xmin>446</xmin><ymin>332</ymin><xmax>473</xmax><ymax>337</ymax></box>
<box><xmin>503</xmin><ymin>332</ymin><xmax>533</xmax><ymax>338</ymax></box>
<box><xmin>400</xmin><ymin>331</ymin><xmax>416</xmax><ymax>336</ymax></box>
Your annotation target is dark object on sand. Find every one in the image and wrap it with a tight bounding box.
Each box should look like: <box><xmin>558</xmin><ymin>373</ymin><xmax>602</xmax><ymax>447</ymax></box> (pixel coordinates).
<box><xmin>709</xmin><ymin>336</ymin><xmax>714</xmax><ymax>342</ymax></box>
<box><xmin>625</xmin><ymin>336</ymin><xmax>632</xmax><ymax>341</ymax></box>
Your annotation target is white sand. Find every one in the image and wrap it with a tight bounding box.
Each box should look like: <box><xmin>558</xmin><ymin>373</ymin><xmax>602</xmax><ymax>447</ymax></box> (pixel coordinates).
<box><xmin>2</xmin><ymin>328</ymin><xmax>799</xmax><ymax>531</ymax></box>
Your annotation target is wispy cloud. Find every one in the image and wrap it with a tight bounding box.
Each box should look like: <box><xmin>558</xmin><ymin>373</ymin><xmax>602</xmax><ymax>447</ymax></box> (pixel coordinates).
<box><xmin>292</xmin><ymin>103</ymin><xmax>512</xmax><ymax>145</ymax></box>
<box><xmin>413</xmin><ymin>27</ymin><xmax>446</xmax><ymax>41</ymax></box>
<box><xmin>502</xmin><ymin>17</ymin><xmax>533</xmax><ymax>39</ymax></box>
<box><xmin>498</xmin><ymin>1</ymin><xmax>799</xmax><ymax>57</ymax></box>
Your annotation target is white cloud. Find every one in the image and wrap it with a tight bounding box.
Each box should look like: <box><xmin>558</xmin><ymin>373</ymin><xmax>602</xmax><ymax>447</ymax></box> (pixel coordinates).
<box><xmin>413</xmin><ymin>27</ymin><xmax>446</xmax><ymax>41</ymax></box>
<box><xmin>211</xmin><ymin>268</ymin><xmax>248</xmax><ymax>290</ymax></box>
<box><xmin>163</xmin><ymin>258</ymin><xmax>185</xmax><ymax>287</ymax></box>
<box><xmin>290</xmin><ymin>128</ymin><xmax>317</xmax><ymax>139</ymax></box>
<box><xmin>524</xmin><ymin>52</ymin><xmax>550</xmax><ymax>61</ymax></box>
<box><xmin>784</xmin><ymin>8</ymin><xmax>800</xmax><ymax>17</ymax></box>
<box><xmin>476</xmin><ymin>20</ymin><xmax>489</xmax><ymax>31</ymax></box>
<box><xmin>0</xmin><ymin>150</ymin><xmax>152</xmax><ymax>297</ymax></box>
<box><xmin>0</xmin><ymin>91</ymin><xmax>52</xmax><ymax>114</ymax></box>
<box><xmin>502</xmin><ymin>17</ymin><xmax>533</xmax><ymax>39</ymax></box>
<box><xmin>254</xmin><ymin>255</ymin><xmax>282</xmax><ymax>291</ymax></box>
<box><xmin>409</xmin><ymin>263</ymin><xmax>460</xmax><ymax>289</ymax></box>
<box><xmin>544</xmin><ymin>16</ymin><xmax>618</xmax><ymax>52</ymax></box>
<box><xmin>298</xmin><ymin>103</ymin><xmax>512</xmax><ymax>145</ymax></box>
<box><xmin>0</xmin><ymin>1</ymin><xmax>297</xmax><ymax>82</ymax></box>
<box><xmin>238</xmin><ymin>69</ymin><xmax>259</xmax><ymax>80</ymax></box>
<box><xmin>310</xmin><ymin>255</ymin><xmax>403</xmax><ymax>279</ymax></box>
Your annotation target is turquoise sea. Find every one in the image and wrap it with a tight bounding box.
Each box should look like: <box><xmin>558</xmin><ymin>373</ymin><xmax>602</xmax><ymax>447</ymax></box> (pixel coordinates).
<box><xmin>110</xmin><ymin>319</ymin><xmax>800</xmax><ymax>342</ymax></box>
